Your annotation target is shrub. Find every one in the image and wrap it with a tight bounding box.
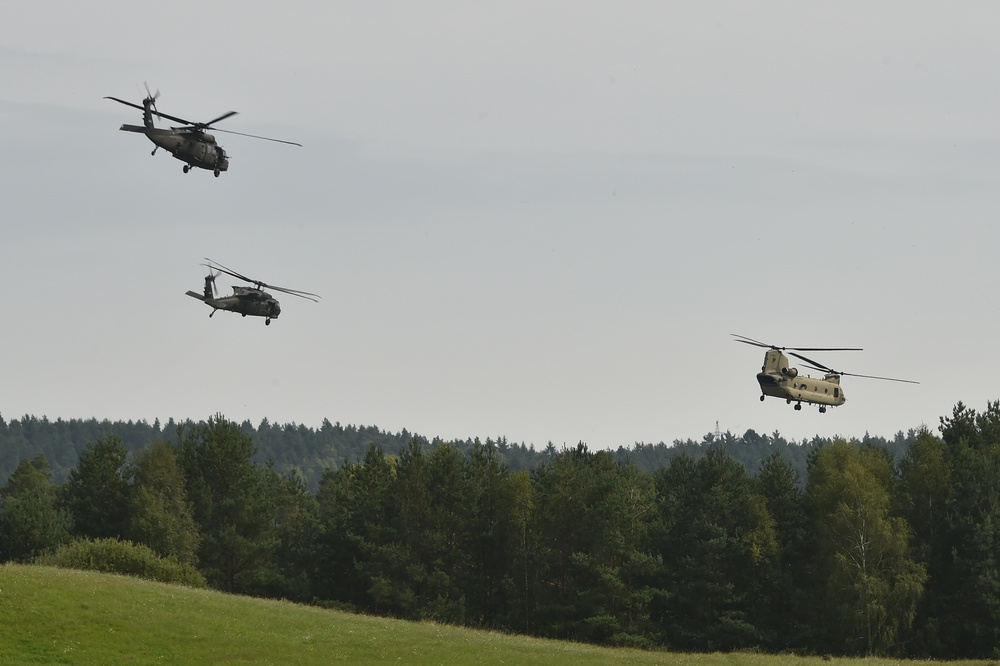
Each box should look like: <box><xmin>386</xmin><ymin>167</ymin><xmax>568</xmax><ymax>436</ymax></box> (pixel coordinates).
<box><xmin>35</xmin><ymin>537</ymin><xmax>206</xmax><ymax>587</ymax></box>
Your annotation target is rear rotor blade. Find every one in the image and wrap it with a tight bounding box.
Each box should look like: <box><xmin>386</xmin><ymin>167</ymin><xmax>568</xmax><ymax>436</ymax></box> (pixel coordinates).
<box><xmin>840</xmin><ymin>371</ymin><xmax>919</xmax><ymax>384</ymax></box>
<box><xmin>789</xmin><ymin>352</ymin><xmax>833</xmax><ymax>373</ymax></box>
<box><xmin>789</xmin><ymin>351</ymin><xmax>919</xmax><ymax>384</ymax></box>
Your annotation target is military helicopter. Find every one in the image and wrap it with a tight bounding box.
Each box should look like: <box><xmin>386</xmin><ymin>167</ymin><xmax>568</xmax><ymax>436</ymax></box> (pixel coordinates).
<box><xmin>186</xmin><ymin>259</ymin><xmax>319</xmax><ymax>325</ymax></box>
<box><xmin>732</xmin><ymin>334</ymin><xmax>917</xmax><ymax>412</ymax></box>
<box><xmin>104</xmin><ymin>84</ymin><xmax>301</xmax><ymax>176</ymax></box>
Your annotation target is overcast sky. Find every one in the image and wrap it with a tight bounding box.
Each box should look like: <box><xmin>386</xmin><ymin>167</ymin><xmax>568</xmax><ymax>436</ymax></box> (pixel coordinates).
<box><xmin>3</xmin><ymin>3</ymin><xmax>999</xmax><ymax>449</ymax></box>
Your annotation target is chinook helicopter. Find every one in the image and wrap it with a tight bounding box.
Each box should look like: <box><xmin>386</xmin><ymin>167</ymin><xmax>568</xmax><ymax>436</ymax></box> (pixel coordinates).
<box><xmin>104</xmin><ymin>84</ymin><xmax>301</xmax><ymax>176</ymax></box>
<box><xmin>186</xmin><ymin>259</ymin><xmax>319</xmax><ymax>325</ymax></box>
<box><xmin>732</xmin><ymin>334</ymin><xmax>917</xmax><ymax>412</ymax></box>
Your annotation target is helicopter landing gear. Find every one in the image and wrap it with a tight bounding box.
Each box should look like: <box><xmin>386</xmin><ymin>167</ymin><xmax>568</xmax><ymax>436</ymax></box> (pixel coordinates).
<box><xmin>183</xmin><ymin>165</ymin><xmax>190</xmax><ymax>173</ymax></box>
<box><xmin>794</xmin><ymin>403</ymin><xmax>802</xmax><ymax>411</ymax></box>
<box><xmin>214</xmin><ymin>169</ymin><xmax>220</xmax><ymax>177</ymax></box>
<box><xmin>786</xmin><ymin>398</ymin><xmax>792</xmax><ymax>404</ymax></box>
<box><xmin>265</xmin><ymin>319</ymin><xmax>271</xmax><ymax>326</ymax></box>
<box><xmin>760</xmin><ymin>395</ymin><xmax>765</xmax><ymax>402</ymax></box>
<box><xmin>819</xmin><ymin>406</ymin><xmax>827</xmax><ymax>414</ymax></box>
<box><xmin>151</xmin><ymin>147</ymin><xmax>158</xmax><ymax>156</ymax></box>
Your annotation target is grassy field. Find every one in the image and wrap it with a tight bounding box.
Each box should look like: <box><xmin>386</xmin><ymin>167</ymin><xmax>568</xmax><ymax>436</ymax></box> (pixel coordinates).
<box><xmin>0</xmin><ymin>563</ymin><xmax>992</xmax><ymax>665</ymax></box>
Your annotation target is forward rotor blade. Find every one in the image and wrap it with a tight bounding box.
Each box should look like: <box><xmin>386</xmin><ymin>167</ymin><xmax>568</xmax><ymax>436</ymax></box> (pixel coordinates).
<box><xmin>210</xmin><ymin>127</ymin><xmax>302</xmax><ymax>146</ymax></box>
<box><xmin>730</xmin><ymin>334</ymin><xmax>861</xmax><ymax>352</ymax></box>
<box><xmin>731</xmin><ymin>334</ymin><xmax>771</xmax><ymax>348</ymax></box>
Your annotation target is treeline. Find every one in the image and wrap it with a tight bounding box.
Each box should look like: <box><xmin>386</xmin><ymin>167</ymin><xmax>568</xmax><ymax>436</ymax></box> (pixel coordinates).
<box><xmin>0</xmin><ymin>413</ymin><xmax>917</xmax><ymax>490</ymax></box>
<box><xmin>1</xmin><ymin>404</ymin><xmax>998</xmax><ymax>658</ymax></box>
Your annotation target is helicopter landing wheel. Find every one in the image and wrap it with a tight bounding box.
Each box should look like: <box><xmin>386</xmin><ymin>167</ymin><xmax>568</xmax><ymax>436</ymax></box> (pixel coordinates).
<box><xmin>151</xmin><ymin>148</ymin><xmax>157</xmax><ymax>156</ymax></box>
<box><xmin>214</xmin><ymin>169</ymin><xmax>220</xmax><ymax>177</ymax></box>
<box><xmin>794</xmin><ymin>403</ymin><xmax>802</xmax><ymax>411</ymax></box>
<box><xmin>183</xmin><ymin>165</ymin><xmax>190</xmax><ymax>173</ymax></box>
<box><xmin>819</xmin><ymin>407</ymin><xmax>827</xmax><ymax>413</ymax></box>
<box><xmin>760</xmin><ymin>395</ymin><xmax>765</xmax><ymax>402</ymax></box>
<box><xmin>265</xmin><ymin>319</ymin><xmax>271</xmax><ymax>326</ymax></box>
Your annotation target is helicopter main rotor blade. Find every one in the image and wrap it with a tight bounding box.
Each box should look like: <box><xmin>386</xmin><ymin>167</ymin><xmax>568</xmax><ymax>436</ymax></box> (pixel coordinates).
<box><xmin>789</xmin><ymin>352</ymin><xmax>918</xmax><ymax>384</ymax></box>
<box><xmin>203</xmin><ymin>259</ymin><xmax>256</xmax><ymax>286</ymax></box>
<box><xmin>839</xmin><ymin>371</ymin><xmax>919</xmax><ymax>384</ymax></box>
<box><xmin>731</xmin><ymin>334</ymin><xmax>771</xmax><ymax>348</ymax></box>
<box><xmin>105</xmin><ymin>96</ymin><xmax>201</xmax><ymax>128</ymax></box>
<box><xmin>731</xmin><ymin>334</ymin><xmax>862</xmax><ymax>352</ymax></box>
<box><xmin>202</xmin><ymin>110</ymin><xmax>238</xmax><ymax>127</ymax></box>
<box><xmin>104</xmin><ymin>96</ymin><xmax>147</xmax><ymax>113</ymax></box>
<box><xmin>210</xmin><ymin>127</ymin><xmax>302</xmax><ymax>146</ymax></box>
<box><xmin>789</xmin><ymin>352</ymin><xmax>834</xmax><ymax>372</ymax></box>
<box><xmin>203</xmin><ymin>259</ymin><xmax>320</xmax><ymax>302</ymax></box>
<box><xmin>265</xmin><ymin>284</ymin><xmax>321</xmax><ymax>302</ymax></box>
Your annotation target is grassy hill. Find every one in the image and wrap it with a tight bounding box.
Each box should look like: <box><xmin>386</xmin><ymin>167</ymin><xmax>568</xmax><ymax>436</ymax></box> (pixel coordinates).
<box><xmin>0</xmin><ymin>564</ymin><xmax>990</xmax><ymax>666</ymax></box>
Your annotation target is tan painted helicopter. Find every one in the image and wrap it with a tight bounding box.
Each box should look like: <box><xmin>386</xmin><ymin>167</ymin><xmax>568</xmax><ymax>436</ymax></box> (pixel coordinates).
<box><xmin>186</xmin><ymin>259</ymin><xmax>319</xmax><ymax>326</ymax></box>
<box><xmin>732</xmin><ymin>334</ymin><xmax>917</xmax><ymax>412</ymax></box>
<box><xmin>105</xmin><ymin>84</ymin><xmax>300</xmax><ymax>176</ymax></box>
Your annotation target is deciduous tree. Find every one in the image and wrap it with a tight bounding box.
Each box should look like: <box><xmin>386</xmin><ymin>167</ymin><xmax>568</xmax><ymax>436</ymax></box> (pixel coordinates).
<box><xmin>808</xmin><ymin>441</ymin><xmax>926</xmax><ymax>656</ymax></box>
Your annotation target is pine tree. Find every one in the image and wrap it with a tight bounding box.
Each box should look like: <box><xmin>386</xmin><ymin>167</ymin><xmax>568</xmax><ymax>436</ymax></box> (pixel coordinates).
<box><xmin>61</xmin><ymin>433</ymin><xmax>129</xmax><ymax>540</ymax></box>
<box><xmin>0</xmin><ymin>454</ymin><xmax>72</xmax><ymax>561</ymax></box>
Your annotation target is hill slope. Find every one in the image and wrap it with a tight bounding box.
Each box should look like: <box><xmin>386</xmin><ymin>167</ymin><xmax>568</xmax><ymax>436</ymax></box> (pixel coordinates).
<box><xmin>0</xmin><ymin>564</ymin><xmax>982</xmax><ymax>666</ymax></box>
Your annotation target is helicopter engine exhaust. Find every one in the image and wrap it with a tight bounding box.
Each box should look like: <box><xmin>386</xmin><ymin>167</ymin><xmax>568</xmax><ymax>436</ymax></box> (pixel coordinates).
<box><xmin>781</xmin><ymin>367</ymin><xmax>798</xmax><ymax>378</ymax></box>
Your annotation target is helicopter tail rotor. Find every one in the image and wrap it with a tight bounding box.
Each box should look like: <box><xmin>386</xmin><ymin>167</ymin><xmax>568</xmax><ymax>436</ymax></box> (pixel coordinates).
<box><xmin>202</xmin><ymin>269</ymin><xmax>220</xmax><ymax>299</ymax></box>
<box><xmin>143</xmin><ymin>82</ymin><xmax>161</xmax><ymax>122</ymax></box>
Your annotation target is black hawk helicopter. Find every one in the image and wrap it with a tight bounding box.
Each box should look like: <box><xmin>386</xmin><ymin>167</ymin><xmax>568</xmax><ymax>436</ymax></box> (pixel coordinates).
<box><xmin>104</xmin><ymin>84</ymin><xmax>301</xmax><ymax>176</ymax></box>
<box><xmin>732</xmin><ymin>334</ymin><xmax>917</xmax><ymax>412</ymax></box>
<box><xmin>186</xmin><ymin>259</ymin><xmax>319</xmax><ymax>325</ymax></box>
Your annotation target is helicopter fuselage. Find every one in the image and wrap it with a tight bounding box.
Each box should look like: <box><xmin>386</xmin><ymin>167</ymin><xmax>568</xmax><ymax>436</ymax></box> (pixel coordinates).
<box><xmin>756</xmin><ymin>349</ymin><xmax>846</xmax><ymax>409</ymax></box>
<box><xmin>186</xmin><ymin>284</ymin><xmax>280</xmax><ymax>324</ymax></box>
<box><xmin>120</xmin><ymin>124</ymin><xmax>229</xmax><ymax>175</ymax></box>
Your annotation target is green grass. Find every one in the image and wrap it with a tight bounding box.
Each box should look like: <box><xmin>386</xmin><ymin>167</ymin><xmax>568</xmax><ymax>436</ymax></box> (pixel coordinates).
<box><xmin>0</xmin><ymin>564</ymin><xmax>991</xmax><ymax>665</ymax></box>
